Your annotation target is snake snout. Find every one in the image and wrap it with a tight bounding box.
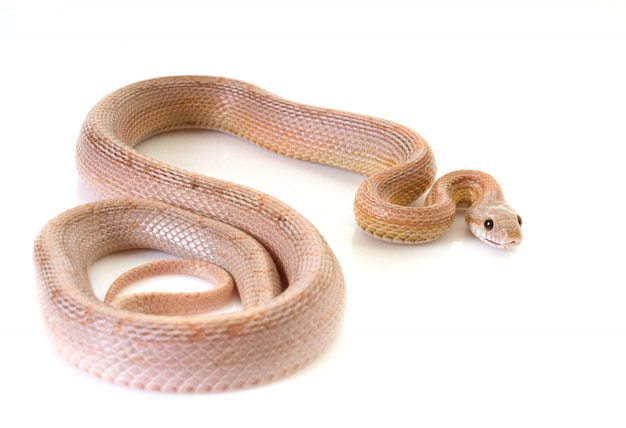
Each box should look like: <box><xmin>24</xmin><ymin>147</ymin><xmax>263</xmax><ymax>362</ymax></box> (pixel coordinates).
<box><xmin>503</xmin><ymin>235</ymin><xmax>522</xmax><ymax>250</ymax></box>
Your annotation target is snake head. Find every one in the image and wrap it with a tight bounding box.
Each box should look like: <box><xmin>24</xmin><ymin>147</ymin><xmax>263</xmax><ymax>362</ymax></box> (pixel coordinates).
<box><xmin>465</xmin><ymin>197</ymin><xmax>522</xmax><ymax>250</ymax></box>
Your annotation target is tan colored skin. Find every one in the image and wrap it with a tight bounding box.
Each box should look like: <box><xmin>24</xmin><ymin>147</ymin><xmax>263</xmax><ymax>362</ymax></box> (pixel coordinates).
<box><xmin>104</xmin><ymin>259</ymin><xmax>236</xmax><ymax>315</ymax></box>
<box><xmin>34</xmin><ymin>76</ymin><xmax>521</xmax><ymax>393</ymax></box>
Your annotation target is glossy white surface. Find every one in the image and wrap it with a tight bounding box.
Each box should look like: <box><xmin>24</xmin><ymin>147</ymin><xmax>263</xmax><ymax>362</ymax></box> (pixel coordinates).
<box><xmin>2</xmin><ymin>0</ymin><xmax>625</xmax><ymax>426</ymax></box>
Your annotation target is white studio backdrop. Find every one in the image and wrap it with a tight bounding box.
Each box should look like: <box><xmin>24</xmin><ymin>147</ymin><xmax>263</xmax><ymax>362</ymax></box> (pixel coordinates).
<box><xmin>2</xmin><ymin>0</ymin><xmax>625</xmax><ymax>426</ymax></box>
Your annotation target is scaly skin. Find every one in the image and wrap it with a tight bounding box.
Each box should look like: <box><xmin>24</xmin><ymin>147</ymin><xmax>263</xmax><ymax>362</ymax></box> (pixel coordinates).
<box><xmin>34</xmin><ymin>76</ymin><xmax>521</xmax><ymax>393</ymax></box>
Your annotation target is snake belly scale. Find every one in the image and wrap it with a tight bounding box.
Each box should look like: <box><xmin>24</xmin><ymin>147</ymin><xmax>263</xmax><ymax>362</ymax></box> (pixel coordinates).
<box><xmin>34</xmin><ymin>76</ymin><xmax>522</xmax><ymax>393</ymax></box>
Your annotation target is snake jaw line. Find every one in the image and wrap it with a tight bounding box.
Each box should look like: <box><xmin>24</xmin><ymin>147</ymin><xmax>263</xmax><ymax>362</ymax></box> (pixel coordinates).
<box><xmin>481</xmin><ymin>236</ymin><xmax>521</xmax><ymax>251</ymax></box>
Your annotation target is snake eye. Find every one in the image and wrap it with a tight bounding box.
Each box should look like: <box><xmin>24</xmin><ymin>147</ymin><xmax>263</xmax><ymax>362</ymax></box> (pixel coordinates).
<box><xmin>517</xmin><ymin>215</ymin><xmax>522</xmax><ymax>226</ymax></box>
<box><xmin>484</xmin><ymin>219</ymin><xmax>494</xmax><ymax>230</ymax></box>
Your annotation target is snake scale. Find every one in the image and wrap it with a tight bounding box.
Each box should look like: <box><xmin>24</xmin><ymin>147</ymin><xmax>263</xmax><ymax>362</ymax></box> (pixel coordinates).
<box><xmin>34</xmin><ymin>76</ymin><xmax>522</xmax><ymax>392</ymax></box>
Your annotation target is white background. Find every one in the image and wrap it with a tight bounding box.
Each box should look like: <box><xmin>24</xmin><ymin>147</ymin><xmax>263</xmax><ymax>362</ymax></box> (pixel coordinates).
<box><xmin>2</xmin><ymin>0</ymin><xmax>625</xmax><ymax>426</ymax></box>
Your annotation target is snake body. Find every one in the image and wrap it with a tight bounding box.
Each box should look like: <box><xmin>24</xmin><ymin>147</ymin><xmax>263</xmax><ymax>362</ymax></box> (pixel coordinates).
<box><xmin>34</xmin><ymin>76</ymin><xmax>521</xmax><ymax>392</ymax></box>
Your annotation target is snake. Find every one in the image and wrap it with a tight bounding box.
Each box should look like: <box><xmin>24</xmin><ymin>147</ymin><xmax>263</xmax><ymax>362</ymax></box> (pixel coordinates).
<box><xmin>33</xmin><ymin>76</ymin><xmax>522</xmax><ymax>393</ymax></box>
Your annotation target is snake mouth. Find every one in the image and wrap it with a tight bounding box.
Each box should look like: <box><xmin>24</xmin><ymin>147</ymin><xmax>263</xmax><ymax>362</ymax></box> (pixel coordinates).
<box><xmin>483</xmin><ymin>237</ymin><xmax>519</xmax><ymax>250</ymax></box>
<box><xmin>483</xmin><ymin>238</ymin><xmax>504</xmax><ymax>248</ymax></box>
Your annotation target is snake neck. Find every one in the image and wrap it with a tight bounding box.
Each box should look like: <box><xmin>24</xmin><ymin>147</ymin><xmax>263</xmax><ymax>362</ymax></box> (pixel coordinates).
<box><xmin>424</xmin><ymin>169</ymin><xmax>504</xmax><ymax>209</ymax></box>
<box><xmin>423</xmin><ymin>170</ymin><xmax>522</xmax><ymax>249</ymax></box>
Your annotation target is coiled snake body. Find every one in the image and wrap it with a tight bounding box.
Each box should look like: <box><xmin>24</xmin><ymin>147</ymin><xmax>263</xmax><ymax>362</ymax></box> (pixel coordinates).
<box><xmin>34</xmin><ymin>76</ymin><xmax>522</xmax><ymax>392</ymax></box>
